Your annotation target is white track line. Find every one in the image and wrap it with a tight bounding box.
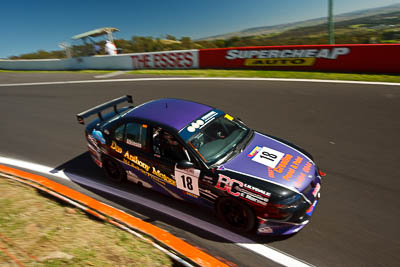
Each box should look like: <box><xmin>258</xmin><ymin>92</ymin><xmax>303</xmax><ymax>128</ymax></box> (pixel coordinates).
<box><xmin>94</xmin><ymin>71</ymin><xmax>129</xmax><ymax>78</ymax></box>
<box><xmin>0</xmin><ymin>156</ymin><xmax>313</xmax><ymax>267</ymax></box>
<box><xmin>0</xmin><ymin>77</ymin><xmax>399</xmax><ymax>87</ymax></box>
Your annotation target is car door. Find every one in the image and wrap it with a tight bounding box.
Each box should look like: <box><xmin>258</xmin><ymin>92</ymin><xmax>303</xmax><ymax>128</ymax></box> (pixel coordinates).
<box><xmin>109</xmin><ymin>120</ymin><xmax>154</xmax><ymax>188</ymax></box>
<box><xmin>150</xmin><ymin>126</ymin><xmax>203</xmax><ymax>201</ymax></box>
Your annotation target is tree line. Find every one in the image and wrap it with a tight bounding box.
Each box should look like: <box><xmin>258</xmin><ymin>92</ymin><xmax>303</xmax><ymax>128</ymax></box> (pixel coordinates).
<box><xmin>8</xmin><ymin>21</ymin><xmax>400</xmax><ymax>59</ymax></box>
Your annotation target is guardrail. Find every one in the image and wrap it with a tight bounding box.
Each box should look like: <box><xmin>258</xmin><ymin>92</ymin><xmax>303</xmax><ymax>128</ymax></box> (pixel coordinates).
<box><xmin>0</xmin><ymin>44</ymin><xmax>398</xmax><ymax>73</ymax></box>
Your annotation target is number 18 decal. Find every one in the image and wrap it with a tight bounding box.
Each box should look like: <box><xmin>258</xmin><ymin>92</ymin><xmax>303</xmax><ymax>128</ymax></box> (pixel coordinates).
<box><xmin>251</xmin><ymin>147</ymin><xmax>285</xmax><ymax>168</ymax></box>
<box><xmin>175</xmin><ymin>166</ymin><xmax>200</xmax><ymax>196</ymax></box>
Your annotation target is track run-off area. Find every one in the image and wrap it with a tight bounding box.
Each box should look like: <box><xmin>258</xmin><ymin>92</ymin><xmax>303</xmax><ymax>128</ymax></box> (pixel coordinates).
<box><xmin>0</xmin><ymin>72</ymin><xmax>399</xmax><ymax>266</ymax></box>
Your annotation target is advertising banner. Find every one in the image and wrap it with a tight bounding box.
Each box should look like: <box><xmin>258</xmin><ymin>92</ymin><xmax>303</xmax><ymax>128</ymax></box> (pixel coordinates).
<box><xmin>130</xmin><ymin>50</ymin><xmax>198</xmax><ymax>69</ymax></box>
<box><xmin>198</xmin><ymin>44</ymin><xmax>400</xmax><ymax>73</ymax></box>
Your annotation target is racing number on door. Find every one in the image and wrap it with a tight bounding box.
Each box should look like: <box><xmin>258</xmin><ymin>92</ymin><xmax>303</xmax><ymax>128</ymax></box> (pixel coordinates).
<box><xmin>175</xmin><ymin>167</ymin><xmax>200</xmax><ymax>196</ymax></box>
<box><xmin>180</xmin><ymin>175</ymin><xmax>193</xmax><ymax>190</ymax></box>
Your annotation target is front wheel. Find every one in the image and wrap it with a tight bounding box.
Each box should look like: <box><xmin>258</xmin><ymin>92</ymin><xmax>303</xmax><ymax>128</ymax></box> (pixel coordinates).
<box><xmin>103</xmin><ymin>157</ymin><xmax>126</xmax><ymax>183</ymax></box>
<box><xmin>216</xmin><ymin>197</ymin><xmax>256</xmax><ymax>233</ymax></box>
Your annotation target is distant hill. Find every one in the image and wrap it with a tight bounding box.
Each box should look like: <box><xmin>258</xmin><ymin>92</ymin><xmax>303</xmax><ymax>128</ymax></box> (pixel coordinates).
<box><xmin>199</xmin><ymin>3</ymin><xmax>400</xmax><ymax>40</ymax></box>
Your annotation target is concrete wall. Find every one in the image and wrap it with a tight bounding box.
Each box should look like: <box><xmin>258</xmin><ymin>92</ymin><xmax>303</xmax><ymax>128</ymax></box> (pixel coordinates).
<box><xmin>0</xmin><ymin>50</ymin><xmax>199</xmax><ymax>71</ymax></box>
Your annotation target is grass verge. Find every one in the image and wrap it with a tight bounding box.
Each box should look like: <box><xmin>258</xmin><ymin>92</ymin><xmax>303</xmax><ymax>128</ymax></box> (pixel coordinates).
<box><xmin>1</xmin><ymin>69</ymin><xmax>399</xmax><ymax>83</ymax></box>
<box><xmin>0</xmin><ymin>176</ymin><xmax>174</xmax><ymax>266</ymax></box>
<box><xmin>126</xmin><ymin>69</ymin><xmax>400</xmax><ymax>83</ymax></box>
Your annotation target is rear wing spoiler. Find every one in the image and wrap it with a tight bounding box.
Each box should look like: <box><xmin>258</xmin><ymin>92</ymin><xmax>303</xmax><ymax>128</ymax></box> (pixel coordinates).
<box><xmin>76</xmin><ymin>95</ymin><xmax>133</xmax><ymax>124</ymax></box>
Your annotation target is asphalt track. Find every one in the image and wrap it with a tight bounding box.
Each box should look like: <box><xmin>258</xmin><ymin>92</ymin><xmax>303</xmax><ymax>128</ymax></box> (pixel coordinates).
<box><xmin>0</xmin><ymin>72</ymin><xmax>399</xmax><ymax>266</ymax></box>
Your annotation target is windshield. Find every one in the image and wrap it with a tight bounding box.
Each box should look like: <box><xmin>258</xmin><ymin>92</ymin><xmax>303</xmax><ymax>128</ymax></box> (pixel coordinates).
<box><xmin>188</xmin><ymin>115</ymin><xmax>250</xmax><ymax>165</ymax></box>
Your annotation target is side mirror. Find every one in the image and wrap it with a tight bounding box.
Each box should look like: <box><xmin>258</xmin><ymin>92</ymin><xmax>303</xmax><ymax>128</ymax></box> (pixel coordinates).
<box><xmin>177</xmin><ymin>160</ymin><xmax>195</xmax><ymax>169</ymax></box>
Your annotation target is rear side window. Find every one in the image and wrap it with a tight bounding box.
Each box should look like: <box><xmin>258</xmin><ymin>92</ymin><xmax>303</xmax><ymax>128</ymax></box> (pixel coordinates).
<box><xmin>125</xmin><ymin>122</ymin><xmax>148</xmax><ymax>149</ymax></box>
<box><xmin>114</xmin><ymin>124</ymin><xmax>125</xmax><ymax>141</ymax></box>
<box><xmin>113</xmin><ymin>122</ymin><xmax>148</xmax><ymax>149</ymax></box>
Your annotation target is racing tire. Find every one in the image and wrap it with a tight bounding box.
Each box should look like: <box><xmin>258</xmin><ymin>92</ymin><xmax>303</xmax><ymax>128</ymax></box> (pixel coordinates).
<box><xmin>102</xmin><ymin>157</ymin><xmax>126</xmax><ymax>183</ymax></box>
<box><xmin>216</xmin><ymin>197</ymin><xmax>256</xmax><ymax>233</ymax></box>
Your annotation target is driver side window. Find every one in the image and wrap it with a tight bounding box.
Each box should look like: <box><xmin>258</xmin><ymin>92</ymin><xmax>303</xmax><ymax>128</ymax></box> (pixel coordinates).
<box><xmin>152</xmin><ymin>127</ymin><xmax>190</xmax><ymax>162</ymax></box>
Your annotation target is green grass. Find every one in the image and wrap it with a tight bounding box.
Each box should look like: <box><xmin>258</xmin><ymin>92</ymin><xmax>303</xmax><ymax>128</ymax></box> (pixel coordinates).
<box><xmin>0</xmin><ymin>70</ymin><xmax>113</xmax><ymax>74</ymax></box>
<box><xmin>126</xmin><ymin>69</ymin><xmax>400</xmax><ymax>83</ymax></box>
<box><xmin>1</xmin><ymin>69</ymin><xmax>399</xmax><ymax>83</ymax></box>
<box><xmin>0</xmin><ymin>177</ymin><xmax>174</xmax><ymax>267</ymax></box>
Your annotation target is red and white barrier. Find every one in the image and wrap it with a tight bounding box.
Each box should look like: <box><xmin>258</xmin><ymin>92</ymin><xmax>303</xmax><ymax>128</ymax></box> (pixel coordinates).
<box><xmin>1</xmin><ymin>44</ymin><xmax>399</xmax><ymax>73</ymax></box>
<box><xmin>198</xmin><ymin>44</ymin><xmax>400</xmax><ymax>73</ymax></box>
<box><xmin>130</xmin><ymin>50</ymin><xmax>198</xmax><ymax>69</ymax></box>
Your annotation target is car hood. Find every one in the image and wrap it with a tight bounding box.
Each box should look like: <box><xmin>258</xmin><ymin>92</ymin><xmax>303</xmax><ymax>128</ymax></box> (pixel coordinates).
<box><xmin>221</xmin><ymin>132</ymin><xmax>317</xmax><ymax>193</ymax></box>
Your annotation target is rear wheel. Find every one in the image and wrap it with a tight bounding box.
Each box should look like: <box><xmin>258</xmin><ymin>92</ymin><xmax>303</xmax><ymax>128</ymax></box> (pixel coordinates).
<box><xmin>103</xmin><ymin>157</ymin><xmax>126</xmax><ymax>183</ymax></box>
<box><xmin>216</xmin><ymin>197</ymin><xmax>256</xmax><ymax>233</ymax></box>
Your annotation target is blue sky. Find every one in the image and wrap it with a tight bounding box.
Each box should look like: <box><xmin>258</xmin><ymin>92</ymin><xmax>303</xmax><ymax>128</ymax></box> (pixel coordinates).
<box><xmin>1</xmin><ymin>0</ymin><xmax>399</xmax><ymax>58</ymax></box>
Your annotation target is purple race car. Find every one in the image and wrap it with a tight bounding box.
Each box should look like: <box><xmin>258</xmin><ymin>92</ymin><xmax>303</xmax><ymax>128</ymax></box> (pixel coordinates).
<box><xmin>77</xmin><ymin>95</ymin><xmax>323</xmax><ymax>235</ymax></box>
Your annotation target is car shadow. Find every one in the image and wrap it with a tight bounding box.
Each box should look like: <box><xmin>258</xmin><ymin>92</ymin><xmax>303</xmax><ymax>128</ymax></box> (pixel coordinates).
<box><xmin>50</xmin><ymin>152</ymin><xmax>295</xmax><ymax>247</ymax></box>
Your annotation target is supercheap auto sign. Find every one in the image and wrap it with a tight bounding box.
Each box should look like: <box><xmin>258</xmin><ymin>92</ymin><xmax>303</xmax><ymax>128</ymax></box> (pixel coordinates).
<box><xmin>226</xmin><ymin>47</ymin><xmax>350</xmax><ymax>66</ymax></box>
<box><xmin>198</xmin><ymin>44</ymin><xmax>400</xmax><ymax>73</ymax></box>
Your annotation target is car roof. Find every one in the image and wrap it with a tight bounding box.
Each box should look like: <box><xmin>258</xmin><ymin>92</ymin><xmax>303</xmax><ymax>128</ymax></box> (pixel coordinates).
<box><xmin>124</xmin><ymin>98</ymin><xmax>214</xmax><ymax>131</ymax></box>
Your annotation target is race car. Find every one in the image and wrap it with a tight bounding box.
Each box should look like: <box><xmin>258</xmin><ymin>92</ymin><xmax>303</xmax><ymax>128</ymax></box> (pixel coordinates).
<box><xmin>77</xmin><ymin>95</ymin><xmax>323</xmax><ymax>235</ymax></box>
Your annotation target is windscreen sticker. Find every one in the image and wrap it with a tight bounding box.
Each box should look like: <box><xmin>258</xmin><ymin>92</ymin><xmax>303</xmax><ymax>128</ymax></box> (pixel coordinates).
<box><xmin>224</xmin><ymin>114</ymin><xmax>234</xmax><ymax>121</ymax></box>
<box><xmin>251</xmin><ymin>146</ymin><xmax>285</xmax><ymax>169</ymax></box>
<box><xmin>179</xmin><ymin>109</ymin><xmax>224</xmax><ymax>141</ymax></box>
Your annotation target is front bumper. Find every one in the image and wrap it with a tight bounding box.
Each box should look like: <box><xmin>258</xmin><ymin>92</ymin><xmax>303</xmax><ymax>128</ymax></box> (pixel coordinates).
<box><xmin>256</xmin><ymin>194</ymin><xmax>320</xmax><ymax>235</ymax></box>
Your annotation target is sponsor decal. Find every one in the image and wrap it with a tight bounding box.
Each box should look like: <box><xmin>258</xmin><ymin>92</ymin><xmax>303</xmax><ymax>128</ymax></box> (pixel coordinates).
<box><xmin>114</xmin><ymin>144</ymin><xmax>176</xmax><ymax>187</ymax></box>
<box><xmin>202</xmin><ymin>176</ymin><xmax>214</xmax><ymax>184</ymax></box>
<box><xmin>294</xmin><ymin>172</ymin><xmax>306</xmax><ymax>188</ymax></box>
<box><xmin>225</xmin><ymin>48</ymin><xmax>350</xmax><ymax>68</ymax></box>
<box><xmin>282</xmin><ymin>156</ymin><xmax>304</xmax><ymax>181</ymax></box>
<box><xmin>224</xmin><ymin>114</ymin><xmax>234</xmax><ymax>121</ymax></box>
<box><xmin>217</xmin><ymin>165</ymin><xmax>225</xmax><ymax>170</ymax></box>
<box><xmin>302</xmin><ymin>162</ymin><xmax>313</xmax><ymax>174</ymax></box>
<box><xmin>91</xmin><ymin>129</ymin><xmax>106</xmax><ymax>144</ymax></box>
<box><xmin>247</xmin><ymin>146</ymin><xmax>261</xmax><ymax>158</ymax></box>
<box><xmin>126</xmin><ymin>138</ymin><xmax>142</xmax><ymax>148</ymax></box>
<box><xmin>267</xmin><ymin>167</ymin><xmax>275</xmax><ymax>178</ymax></box>
<box><xmin>312</xmin><ymin>183</ymin><xmax>321</xmax><ymax>197</ymax></box>
<box><xmin>87</xmin><ymin>134</ymin><xmax>98</xmax><ymax>147</ymax></box>
<box><xmin>283</xmin><ymin>168</ymin><xmax>296</xmax><ymax>181</ymax></box>
<box><xmin>152</xmin><ymin>167</ymin><xmax>176</xmax><ymax>186</ymax></box>
<box><xmin>306</xmin><ymin>199</ymin><xmax>318</xmax><ymax>216</ymax></box>
<box><xmin>187</xmin><ymin>119</ymin><xmax>205</xmax><ymax>133</ymax></box>
<box><xmin>131</xmin><ymin>51</ymin><xmax>196</xmax><ymax>69</ymax></box>
<box><xmin>226</xmin><ymin>48</ymin><xmax>350</xmax><ymax>60</ymax></box>
<box><xmin>124</xmin><ymin>151</ymin><xmax>150</xmax><ymax>172</ymax></box>
<box><xmin>258</xmin><ymin>226</ymin><xmax>274</xmax><ymax>234</ymax></box>
<box><xmin>251</xmin><ymin>147</ymin><xmax>285</xmax><ymax>169</ymax></box>
<box><xmin>110</xmin><ymin>141</ymin><xmax>123</xmax><ymax>154</ymax></box>
<box><xmin>273</xmin><ymin>154</ymin><xmax>293</xmax><ymax>173</ymax></box>
<box><xmin>180</xmin><ymin>109</ymin><xmax>224</xmax><ymax>141</ymax></box>
<box><xmin>245</xmin><ymin>58</ymin><xmax>315</xmax><ymax>66</ymax></box>
<box><xmin>199</xmin><ymin>188</ymin><xmax>218</xmax><ymax>199</ymax></box>
<box><xmin>216</xmin><ymin>174</ymin><xmax>271</xmax><ymax>206</ymax></box>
